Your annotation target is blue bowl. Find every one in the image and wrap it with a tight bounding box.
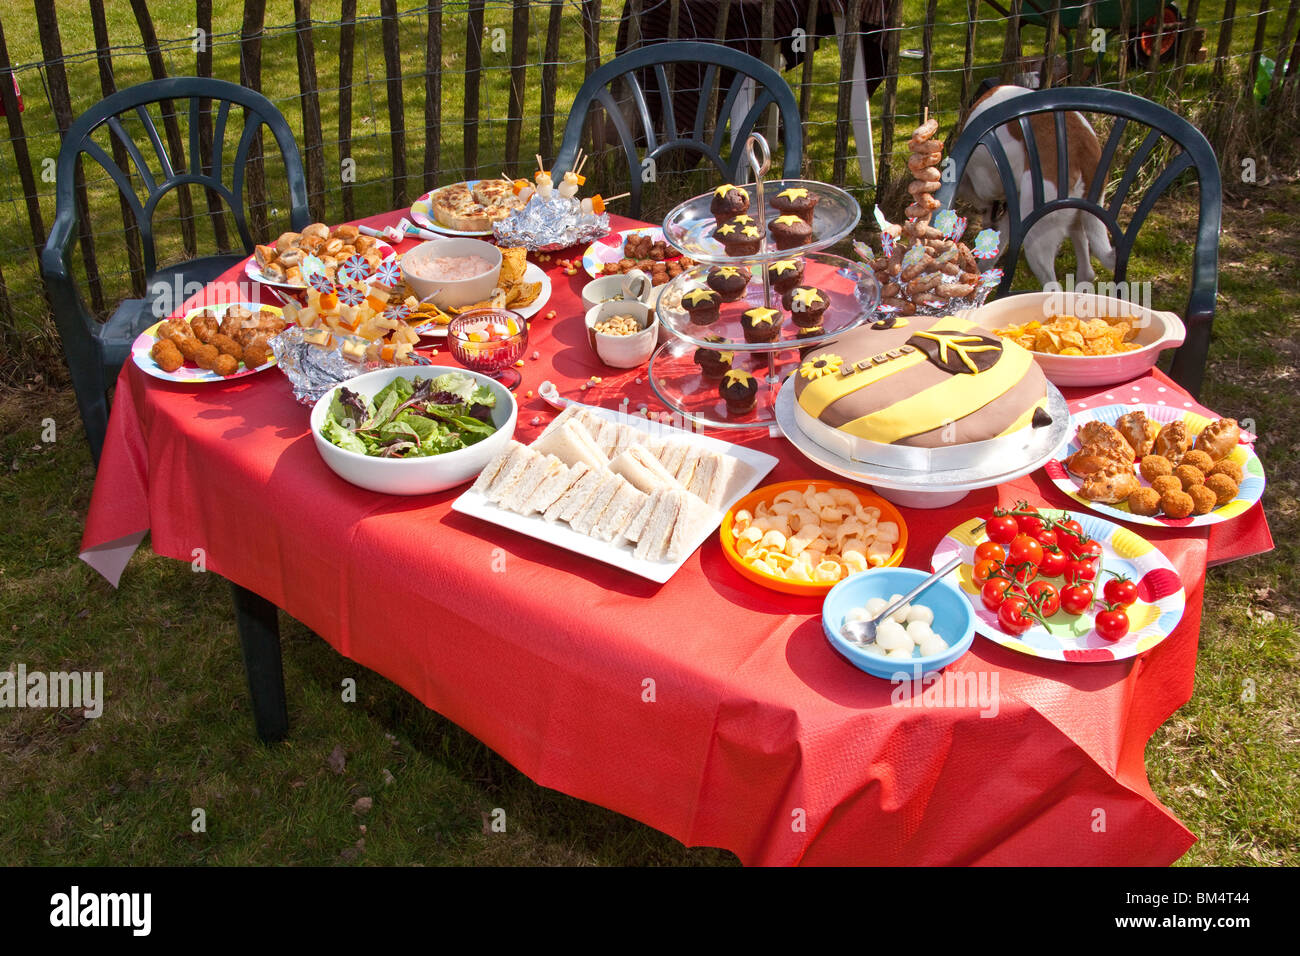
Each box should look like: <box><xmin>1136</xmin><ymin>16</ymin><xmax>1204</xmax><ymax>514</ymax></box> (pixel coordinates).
<box><xmin>822</xmin><ymin>567</ymin><xmax>976</xmax><ymax>680</ymax></box>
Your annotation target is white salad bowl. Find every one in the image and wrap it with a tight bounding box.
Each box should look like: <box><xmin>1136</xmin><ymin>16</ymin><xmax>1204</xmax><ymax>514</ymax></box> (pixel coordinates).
<box><xmin>311</xmin><ymin>365</ymin><xmax>517</xmax><ymax>495</ymax></box>
<box><xmin>400</xmin><ymin>237</ymin><xmax>502</xmax><ymax>309</ymax></box>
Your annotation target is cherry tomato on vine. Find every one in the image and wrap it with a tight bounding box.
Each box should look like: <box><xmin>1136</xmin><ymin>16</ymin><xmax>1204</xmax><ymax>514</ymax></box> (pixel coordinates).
<box><xmin>1008</xmin><ymin>562</ymin><xmax>1039</xmax><ymax>585</ymax></box>
<box><xmin>1015</xmin><ymin>508</ymin><xmax>1046</xmax><ymax>537</ymax></box>
<box><xmin>1056</xmin><ymin>519</ymin><xmax>1086</xmax><ymax>556</ymax></box>
<box><xmin>1060</xmin><ymin>583</ymin><xmax>1094</xmax><ymax>616</ymax></box>
<box><xmin>1027</xmin><ymin>580</ymin><xmax>1061</xmax><ymax>618</ymax></box>
<box><xmin>997</xmin><ymin>596</ymin><xmax>1035</xmax><ymax>635</ymax></box>
<box><xmin>981</xmin><ymin>577</ymin><xmax>1012</xmax><ymax>612</ymax></box>
<box><xmin>1063</xmin><ymin>558</ymin><xmax>1099</xmax><ymax>585</ymax></box>
<box><xmin>1073</xmin><ymin>538</ymin><xmax>1103</xmax><ymax>564</ymax></box>
<box><xmin>1007</xmin><ymin>534</ymin><xmax>1044</xmax><ymax>569</ymax></box>
<box><xmin>1095</xmin><ymin>604</ymin><xmax>1131</xmax><ymax>642</ymax></box>
<box><xmin>973</xmin><ymin>558</ymin><xmax>1004</xmax><ymax>587</ymax></box>
<box><xmin>1032</xmin><ymin>527</ymin><xmax>1058</xmax><ymax>550</ymax></box>
<box><xmin>1103</xmin><ymin>574</ymin><xmax>1139</xmax><ymax>608</ymax></box>
<box><xmin>974</xmin><ymin>541</ymin><xmax>1006</xmax><ymax>564</ymax></box>
<box><xmin>1037</xmin><ymin>546</ymin><xmax>1068</xmax><ymax>578</ymax></box>
<box><xmin>986</xmin><ymin>514</ymin><xmax>1019</xmax><ymax>545</ymax></box>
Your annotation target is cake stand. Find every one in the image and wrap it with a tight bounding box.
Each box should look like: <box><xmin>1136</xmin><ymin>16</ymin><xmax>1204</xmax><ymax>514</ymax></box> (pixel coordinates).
<box><xmin>647</xmin><ymin>134</ymin><xmax>878</xmax><ymax>432</ymax></box>
<box><xmin>773</xmin><ymin>375</ymin><xmax>1072</xmax><ymax>508</ymax></box>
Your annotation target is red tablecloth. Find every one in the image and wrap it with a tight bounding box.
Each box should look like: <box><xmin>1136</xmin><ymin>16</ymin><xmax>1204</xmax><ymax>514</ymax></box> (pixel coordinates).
<box><xmin>81</xmin><ymin>211</ymin><xmax>1272</xmax><ymax>865</ymax></box>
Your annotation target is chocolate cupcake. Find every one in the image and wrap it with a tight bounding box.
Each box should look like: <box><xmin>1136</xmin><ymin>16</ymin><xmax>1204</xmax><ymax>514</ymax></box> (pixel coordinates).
<box><xmin>706</xmin><ymin>264</ymin><xmax>751</xmax><ymax>302</ymax></box>
<box><xmin>771</xmin><ymin>186</ymin><xmax>819</xmax><ymax>225</ymax></box>
<box><xmin>795</xmin><ymin>325</ymin><xmax>824</xmax><ymax>358</ymax></box>
<box><xmin>784</xmin><ymin>286</ymin><xmax>829</xmax><ymax>329</ymax></box>
<box><xmin>693</xmin><ymin>335</ymin><xmax>735</xmax><ymax>382</ymax></box>
<box><xmin>710</xmin><ymin>183</ymin><xmax>750</xmax><ymax>220</ymax></box>
<box><xmin>767</xmin><ymin>258</ymin><xmax>805</xmax><ymax>294</ymax></box>
<box><xmin>714</xmin><ymin>219</ymin><xmax>763</xmax><ymax>256</ymax></box>
<box><xmin>681</xmin><ymin>285</ymin><xmax>722</xmax><ymax>326</ymax></box>
<box><xmin>719</xmin><ymin>369</ymin><xmax>758</xmax><ymax>415</ymax></box>
<box><xmin>740</xmin><ymin>306</ymin><xmax>783</xmax><ymax>344</ymax></box>
<box><xmin>768</xmin><ymin>214</ymin><xmax>812</xmax><ymax>250</ymax></box>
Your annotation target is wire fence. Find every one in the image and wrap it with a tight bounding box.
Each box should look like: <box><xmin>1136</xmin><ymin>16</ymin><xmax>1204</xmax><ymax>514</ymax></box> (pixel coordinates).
<box><xmin>0</xmin><ymin>0</ymin><xmax>1297</xmax><ymax>380</ymax></box>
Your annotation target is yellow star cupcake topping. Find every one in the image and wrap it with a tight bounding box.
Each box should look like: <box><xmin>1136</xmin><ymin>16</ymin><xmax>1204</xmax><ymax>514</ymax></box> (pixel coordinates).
<box><xmin>770</xmin><ymin>259</ymin><xmax>801</xmax><ymax>275</ymax></box>
<box><xmin>773</xmin><ymin>214</ymin><xmax>806</xmax><ymax>227</ymax></box>
<box><xmin>713</xmin><ymin>266</ymin><xmax>744</xmax><ymax>279</ymax></box>
<box><xmin>714</xmin><ymin>223</ymin><xmax>737</xmax><ymax>238</ymax></box>
<box><xmin>790</xmin><ymin>287</ymin><xmax>825</xmax><ymax>311</ymax></box>
<box><xmin>743</xmin><ymin>307</ymin><xmax>780</xmax><ymax>327</ymax></box>
<box><xmin>739</xmin><ymin>225</ymin><xmax>761</xmax><ymax>238</ymax></box>
<box><xmin>713</xmin><ymin>183</ymin><xmax>738</xmax><ymax>198</ymax></box>
<box><xmin>722</xmin><ymin>369</ymin><xmax>755</xmax><ymax>387</ymax></box>
<box><xmin>777</xmin><ymin>187</ymin><xmax>809</xmax><ymax>201</ymax></box>
<box><xmin>683</xmin><ymin>287</ymin><xmax>719</xmax><ymax>307</ymax></box>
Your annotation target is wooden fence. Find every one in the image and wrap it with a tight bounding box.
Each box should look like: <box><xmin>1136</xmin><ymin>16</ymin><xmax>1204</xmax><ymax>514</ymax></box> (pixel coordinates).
<box><xmin>0</xmin><ymin>0</ymin><xmax>1297</xmax><ymax>371</ymax></box>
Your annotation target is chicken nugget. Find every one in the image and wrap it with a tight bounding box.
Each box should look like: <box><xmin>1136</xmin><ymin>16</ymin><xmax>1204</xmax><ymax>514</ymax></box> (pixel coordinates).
<box><xmin>242</xmin><ymin>342</ymin><xmax>271</xmax><ymax>369</ymax></box>
<box><xmin>1174</xmin><ymin>464</ymin><xmax>1205</xmax><ymax>490</ymax></box>
<box><xmin>1150</xmin><ymin>475</ymin><xmax>1182</xmax><ymax>497</ymax></box>
<box><xmin>193</xmin><ymin>343</ymin><xmax>220</xmax><ymax>370</ymax></box>
<box><xmin>1160</xmin><ymin>489</ymin><xmax>1194</xmax><ymax>519</ymax></box>
<box><xmin>1205</xmin><ymin>473</ymin><xmax>1238</xmax><ymax>506</ymax></box>
<box><xmin>208</xmin><ymin>333</ymin><xmax>244</xmax><ymax>361</ymax></box>
<box><xmin>1207</xmin><ymin>460</ymin><xmax>1243</xmax><ymax>484</ymax></box>
<box><xmin>176</xmin><ymin>336</ymin><xmax>202</xmax><ymax>362</ymax></box>
<box><xmin>1127</xmin><ymin>487</ymin><xmax>1162</xmax><ymax>517</ymax></box>
<box><xmin>150</xmin><ymin>338</ymin><xmax>184</xmax><ymax>372</ymax></box>
<box><xmin>1188</xmin><ymin>484</ymin><xmax>1218</xmax><ymax>515</ymax></box>
<box><xmin>1139</xmin><ymin>455</ymin><xmax>1172</xmax><ymax>482</ymax></box>
<box><xmin>213</xmin><ymin>353</ymin><xmax>239</xmax><ymax>376</ymax></box>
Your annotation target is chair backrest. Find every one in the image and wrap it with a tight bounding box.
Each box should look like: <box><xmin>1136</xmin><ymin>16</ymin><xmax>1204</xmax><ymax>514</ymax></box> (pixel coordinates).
<box><xmin>934</xmin><ymin>87</ymin><xmax>1222</xmax><ymax>396</ymax></box>
<box><xmin>554</xmin><ymin>41</ymin><xmax>803</xmax><ymax>216</ymax></box>
<box><xmin>42</xmin><ymin>77</ymin><xmax>309</xmax><ymax>285</ymax></box>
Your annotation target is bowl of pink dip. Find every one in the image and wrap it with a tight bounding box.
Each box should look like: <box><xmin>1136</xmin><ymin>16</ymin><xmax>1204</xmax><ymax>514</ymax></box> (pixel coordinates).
<box><xmin>400</xmin><ymin>237</ymin><xmax>503</xmax><ymax>309</ymax></box>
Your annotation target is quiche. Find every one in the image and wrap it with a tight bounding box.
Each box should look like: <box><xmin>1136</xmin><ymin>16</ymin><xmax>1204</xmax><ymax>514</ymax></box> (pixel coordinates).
<box><xmin>432</xmin><ymin>182</ymin><xmax>490</xmax><ymax>232</ymax></box>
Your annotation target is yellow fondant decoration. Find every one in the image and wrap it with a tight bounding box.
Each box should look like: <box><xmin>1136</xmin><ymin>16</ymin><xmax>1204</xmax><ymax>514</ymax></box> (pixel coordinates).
<box><xmin>744</xmin><ymin>307</ymin><xmax>780</xmax><ymax>327</ymax></box>
<box><xmin>911</xmin><ymin>330</ymin><xmax>1002</xmax><ymax>373</ymax></box>
<box><xmin>683</xmin><ymin>287</ymin><xmax>718</xmax><ymax>306</ymax></box>
<box><xmin>715</xmin><ymin>223</ymin><xmax>737</xmax><ymax>238</ymax></box>
<box><xmin>713</xmin><ymin>266</ymin><xmax>743</xmax><ymax>278</ymax></box>
<box><xmin>799</xmin><ymin>354</ymin><xmax>843</xmax><ymax>381</ymax></box>
<box><xmin>773</xmin><ymin>214</ymin><xmax>806</xmax><ymax>227</ymax></box>
<box><xmin>836</xmin><ymin>340</ymin><xmax>1033</xmax><ymax>444</ymax></box>
<box><xmin>790</xmin><ymin>287</ymin><xmax>825</xmax><ymax>310</ymax></box>
<box><xmin>740</xmin><ymin>225</ymin><xmax>761</xmax><ymax>238</ymax></box>
<box><xmin>777</xmin><ymin>187</ymin><xmax>810</xmax><ymax>201</ymax></box>
<box><xmin>713</xmin><ymin>184</ymin><xmax>737</xmax><ymax>198</ymax></box>
<box><xmin>732</xmin><ymin>214</ymin><xmax>756</xmax><ymax>225</ymax></box>
<box><xmin>797</xmin><ymin>349</ymin><xmax>929</xmax><ymax>417</ymax></box>
<box><xmin>722</xmin><ymin>369</ymin><xmax>755</xmax><ymax>387</ymax></box>
<box><xmin>770</xmin><ymin>259</ymin><xmax>801</xmax><ymax>275</ymax></box>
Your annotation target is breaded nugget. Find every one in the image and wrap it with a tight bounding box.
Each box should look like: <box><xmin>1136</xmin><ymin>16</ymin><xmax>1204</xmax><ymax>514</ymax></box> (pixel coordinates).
<box><xmin>150</xmin><ymin>338</ymin><xmax>184</xmax><ymax>372</ymax></box>
<box><xmin>176</xmin><ymin>337</ymin><xmax>202</xmax><ymax>362</ymax></box>
<box><xmin>191</xmin><ymin>312</ymin><xmax>220</xmax><ymax>342</ymax></box>
<box><xmin>1208</xmin><ymin>460</ymin><xmax>1243</xmax><ymax>484</ymax></box>
<box><xmin>1205</xmin><ymin>473</ymin><xmax>1238</xmax><ymax>506</ymax></box>
<box><xmin>1180</xmin><ymin>449</ymin><xmax>1214</xmax><ymax>473</ymax></box>
<box><xmin>209</xmin><ymin>333</ymin><xmax>244</xmax><ymax>361</ymax></box>
<box><xmin>1139</xmin><ymin>455</ymin><xmax>1173</xmax><ymax>482</ymax></box>
<box><xmin>1188</xmin><ymin>484</ymin><xmax>1218</xmax><ymax>515</ymax></box>
<box><xmin>1174</xmin><ymin>464</ymin><xmax>1205</xmax><ymax>490</ymax></box>
<box><xmin>1150</xmin><ymin>475</ymin><xmax>1182</xmax><ymax>497</ymax></box>
<box><xmin>1127</xmin><ymin>487</ymin><xmax>1162</xmax><ymax>517</ymax></box>
<box><xmin>213</xmin><ymin>353</ymin><xmax>239</xmax><ymax>376</ymax></box>
<box><xmin>193</xmin><ymin>343</ymin><xmax>220</xmax><ymax>370</ymax></box>
<box><xmin>242</xmin><ymin>342</ymin><xmax>270</xmax><ymax>368</ymax></box>
<box><xmin>1160</xmin><ymin>489</ymin><xmax>1194</xmax><ymax>519</ymax></box>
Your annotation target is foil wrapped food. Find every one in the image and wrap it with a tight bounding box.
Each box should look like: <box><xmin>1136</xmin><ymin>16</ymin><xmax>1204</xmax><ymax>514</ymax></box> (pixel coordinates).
<box><xmin>270</xmin><ymin>326</ymin><xmax>430</xmax><ymax>405</ymax></box>
<box><xmin>492</xmin><ymin>196</ymin><xmax>610</xmax><ymax>252</ymax></box>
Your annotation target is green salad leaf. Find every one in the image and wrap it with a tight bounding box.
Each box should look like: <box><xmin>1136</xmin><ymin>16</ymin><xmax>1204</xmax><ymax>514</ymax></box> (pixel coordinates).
<box><xmin>320</xmin><ymin>374</ymin><xmax>500</xmax><ymax>460</ymax></box>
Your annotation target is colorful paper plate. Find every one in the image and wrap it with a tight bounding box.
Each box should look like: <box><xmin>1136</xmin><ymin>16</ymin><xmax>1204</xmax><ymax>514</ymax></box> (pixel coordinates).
<box><xmin>410</xmin><ymin>181</ymin><xmax>494</xmax><ymax>237</ymax></box>
<box><xmin>1045</xmin><ymin>402</ymin><xmax>1265</xmax><ymax>527</ymax></box>
<box><xmin>131</xmin><ymin>302</ymin><xmax>283</xmax><ymax>384</ymax></box>
<box><xmin>243</xmin><ymin>239</ymin><xmax>396</xmax><ymax>289</ymax></box>
<box><xmin>930</xmin><ymin>509</ymin><xmax>1185</xmax><ymax>662</ymax></box>
<box><xmin>720</xmin><ymin>479</ymin><xmax>908</xmax><ymax>597</ymax></box>
<box><xmin>582</xmin><ymin>227</ymin><xmax>670</xmax><ymax>278</ymax></box>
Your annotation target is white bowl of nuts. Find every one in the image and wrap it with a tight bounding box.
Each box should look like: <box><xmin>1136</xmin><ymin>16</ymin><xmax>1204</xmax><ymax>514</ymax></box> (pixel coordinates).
<box><xmin>584</xmin><ymin>300</ymin><xmax>657</xmax><ymax>368</ymax></box>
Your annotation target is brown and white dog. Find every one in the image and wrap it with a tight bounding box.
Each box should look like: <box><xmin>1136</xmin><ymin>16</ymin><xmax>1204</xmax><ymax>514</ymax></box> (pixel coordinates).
<box><xmin>955</xmin><ymin>85</ymin><xmax>1116</xmax><ymax>287</ymax></box>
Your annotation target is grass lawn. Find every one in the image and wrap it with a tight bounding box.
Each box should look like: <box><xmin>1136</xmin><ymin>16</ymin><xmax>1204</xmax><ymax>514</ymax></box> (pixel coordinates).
<box><xmin>0</xmin><ymin>3</ymin><xmax>1298</xmax><ymax>865</ymax></box>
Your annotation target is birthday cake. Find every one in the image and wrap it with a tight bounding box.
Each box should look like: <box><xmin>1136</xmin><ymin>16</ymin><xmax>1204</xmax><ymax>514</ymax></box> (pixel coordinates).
<box><xmin>792</xmin><ymin>315</ymin><xmax>1053</xmax><ymax>466</ymax></box>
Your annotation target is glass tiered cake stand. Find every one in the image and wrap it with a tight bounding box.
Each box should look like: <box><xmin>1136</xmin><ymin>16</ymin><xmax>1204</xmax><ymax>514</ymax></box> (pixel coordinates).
<box><xmin>647</xmin><ymin>135</ymin><xmax>878</xmax><ymax>432</ymax></box>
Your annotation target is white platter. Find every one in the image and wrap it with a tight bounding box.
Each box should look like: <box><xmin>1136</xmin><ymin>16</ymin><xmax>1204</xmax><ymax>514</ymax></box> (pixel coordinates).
<box><xmin>451</xmin><ymin>403</ymin><xmax>780</xmax><ymax>583</ymax></box>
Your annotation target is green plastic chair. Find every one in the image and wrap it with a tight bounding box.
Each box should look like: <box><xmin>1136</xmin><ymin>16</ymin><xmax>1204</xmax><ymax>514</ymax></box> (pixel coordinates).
<box><xmin>554</xmin><ymin>41</ymin><xmax>803</xmax><ymax>217</ymax></box>
<box><xmin>41</xmin><ymin>77</ymin><xmax>309</xmax><ymax>464</ymax></box>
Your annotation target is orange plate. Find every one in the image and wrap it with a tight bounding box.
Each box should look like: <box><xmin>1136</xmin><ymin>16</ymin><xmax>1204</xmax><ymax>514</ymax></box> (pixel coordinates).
<box><xmin>719</xmin><ymin>479</ymin><xmax>909</xmax><ymax>597</ymax></box>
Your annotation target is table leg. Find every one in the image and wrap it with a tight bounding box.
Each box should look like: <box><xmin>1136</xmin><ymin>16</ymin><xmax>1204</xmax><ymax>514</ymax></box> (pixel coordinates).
<box><xmin>230</xmin><ymin>582</ymin><xmax>289</xmax><ymax>743</ymax></box>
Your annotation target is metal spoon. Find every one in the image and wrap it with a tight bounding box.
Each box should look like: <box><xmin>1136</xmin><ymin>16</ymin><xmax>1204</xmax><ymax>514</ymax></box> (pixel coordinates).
<box><xmin>841</xmin><ymin>554</ymin><xmax>965</xmax><ymax>647</ymax></box>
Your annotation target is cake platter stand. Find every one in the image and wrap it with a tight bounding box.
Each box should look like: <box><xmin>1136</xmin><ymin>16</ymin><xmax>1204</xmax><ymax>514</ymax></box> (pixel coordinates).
<box><xmin>647</xmin><ymin>134</ymin><xmax>877</xmax><ymax>433</ymax></box>
<box><xmin>773</xmin><ymin>375</ymin><xmax>1072</xmax><ymax>508</ymax></box>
